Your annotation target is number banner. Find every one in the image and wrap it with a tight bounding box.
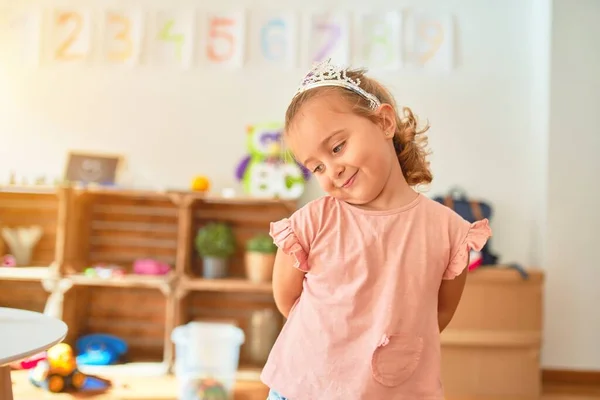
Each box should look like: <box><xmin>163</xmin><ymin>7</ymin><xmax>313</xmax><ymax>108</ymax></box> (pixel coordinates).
<box><xmin>201</xmin><ymin>11</ymin><xmax>245</xmax><ymax>67</ymax></box>
<box><xmin>307</xmin><ymin>12</ymin><xmax>350</xmax><ymax>66</ymax></box>
<box><xmin>359</xmin><ymin>11</ymin><xmax>402</xmax><ymax>70</ymax></box>
<box><xmin>151</xmin><ymin>9</ymin><xmax>195</xmax><ymax>68</ymax></box>
<box><xmin>51</xmin><ymin>9</ymin><xmax>93</xmax><ymax>64</ymax></box>
<box><xmin>405</xmin><ymin>13</ymin><xmax>454</xmax><ymax>72</ymax></box>
<box><xmin>102</xmin><ymin>9</ymin><xmax>144</xmax><ymax>66</ymax></box>
<box><xmin>249</xmin><ymin>11</ymin><xmax>297</xmax><ymax>68</ymax></box>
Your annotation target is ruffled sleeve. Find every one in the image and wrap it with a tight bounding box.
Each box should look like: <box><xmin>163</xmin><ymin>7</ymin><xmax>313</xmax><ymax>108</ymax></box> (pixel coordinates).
<box><xmin>269</xmin><ymin>218</ymin><xmax>310</xmax><ymax>272</ymax></box>
<box><xmin>443</xmin><ymin>219</ymin><xmax>492</xmax><ymax>280</ymax></box>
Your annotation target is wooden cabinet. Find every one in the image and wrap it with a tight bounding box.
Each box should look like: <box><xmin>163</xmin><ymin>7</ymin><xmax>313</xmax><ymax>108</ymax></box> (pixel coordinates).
<box><xmin>441</xmin><ymin>267</ymin><xmax>545</xmax><ymax>399</ymax></box>
<box><xmin>0</xmin><ymin>186</ymin><xmax>295</xmax><ymax>374</ymax></box>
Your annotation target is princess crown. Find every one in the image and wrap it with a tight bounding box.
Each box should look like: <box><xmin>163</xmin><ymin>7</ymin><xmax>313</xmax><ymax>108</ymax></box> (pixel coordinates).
<box><xmin>294</xmin><ymin>58</ymin><xmax>381</xmax><ymax>110</ymax></box>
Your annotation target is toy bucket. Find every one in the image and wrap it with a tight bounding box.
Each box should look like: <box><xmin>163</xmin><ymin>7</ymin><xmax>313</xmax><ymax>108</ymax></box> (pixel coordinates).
<box><xmin>171</xmin><ymin>321</ymin><xmax>245</xmax><ymax>400</ymax></box>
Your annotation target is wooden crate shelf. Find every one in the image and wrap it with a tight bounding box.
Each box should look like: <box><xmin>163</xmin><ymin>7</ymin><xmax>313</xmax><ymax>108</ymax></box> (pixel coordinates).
<box><xmin>0</xmin><ymin>186</ymin><xmax>70</xmax><ymax>311</ymax></box>
<box><xmin>0</xmin><ymin>186</ymin><xmax>296</xmax><ymax>371</ymax></box>
<box><xmin>181</xmin><ymin>277</ymin><xmax>272</xmax><ymax>294</ymax></box>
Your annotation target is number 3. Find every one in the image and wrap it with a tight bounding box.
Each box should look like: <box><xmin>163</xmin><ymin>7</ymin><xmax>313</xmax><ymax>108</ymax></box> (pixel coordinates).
<box><xmin>55</xmin><ymin>12</ymin><xmax>84</xmax><ymax>61</ymax></box>
<box><xmin>207</xmin><ymin>17</ymin><xmax>235</xmax><ymax>62</ymax></box>
<box><xmin>107</xmin><ymin>12</ymin><xmax>132</xmax><ymax>62</ymax></box>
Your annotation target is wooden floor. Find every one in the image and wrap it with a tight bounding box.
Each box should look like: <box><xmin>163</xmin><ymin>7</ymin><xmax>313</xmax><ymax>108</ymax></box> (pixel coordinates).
<box><xmin>10</xmin><ymin>370</ymin><xmax>600</xmax><ymax>400</ymax></box>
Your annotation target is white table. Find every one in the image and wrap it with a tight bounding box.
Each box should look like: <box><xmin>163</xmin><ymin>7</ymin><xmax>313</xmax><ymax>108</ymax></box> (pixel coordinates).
<box><xmin>0</xmin><ymin>307</ymin><xmax>68</xmax><ymax>400</ymax></box>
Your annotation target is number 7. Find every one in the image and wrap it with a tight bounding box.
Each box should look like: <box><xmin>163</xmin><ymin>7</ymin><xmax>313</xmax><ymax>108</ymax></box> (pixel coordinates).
<box><xmin>313</xmin><ymin>22</ymin><xmax>340</xmax><ymax>62</ymax></box>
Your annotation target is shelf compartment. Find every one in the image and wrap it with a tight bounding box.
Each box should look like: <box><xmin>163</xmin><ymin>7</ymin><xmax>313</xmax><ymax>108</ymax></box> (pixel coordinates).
<box><xmin>63</xmin><ymin>285</ymin><xmax>170</xmax><ymax>363</ymax></box>
<box><xmin>188</xmin><ymin>198</ymin><xmax>295</xmax><ymax>279</ymax></box>
<box><xmin>69</xmin><ymin>191</ymin><xmax>179</xmax><ymax>274</ymax></box>
<box><xmin>0</xmin><ymin>280</ymin><xmax>49</xmax><ymax>312</ymax></box>
<box><xmin>180</xmin><ymin>291</ymin><xmax>283</xmax><ymax>369</ymax></box>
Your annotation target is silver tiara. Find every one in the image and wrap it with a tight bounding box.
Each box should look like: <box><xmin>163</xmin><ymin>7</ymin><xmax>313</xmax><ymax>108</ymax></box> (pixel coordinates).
<box><xmin>294</xmin><ymin>58</ymin><xmax>381</xmax><ymax>110</ymax></box>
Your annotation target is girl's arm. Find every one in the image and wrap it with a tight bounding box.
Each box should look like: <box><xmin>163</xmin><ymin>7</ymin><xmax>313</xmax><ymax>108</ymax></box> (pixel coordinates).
<box><xmin>437</xmin><ymin>265</ymin><xmax>468</xmax><ymax>332</ymax></box>
<box><xmin>272</xmin><ymin>248</ymin><xmax>306</xmax><ymax>318</ymax></box>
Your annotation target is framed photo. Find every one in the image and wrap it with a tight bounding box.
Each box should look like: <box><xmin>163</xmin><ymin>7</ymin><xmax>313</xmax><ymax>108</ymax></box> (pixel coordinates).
<box><xmin>64</xmin><ymin>151</ymin><xmax>123</xmax><ymax>186</ymax></box>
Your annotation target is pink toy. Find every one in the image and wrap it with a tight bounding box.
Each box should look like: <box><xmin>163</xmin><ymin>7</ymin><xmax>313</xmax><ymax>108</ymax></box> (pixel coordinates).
<box><xmin>1</xmin><ymin>254</ymin><xmax>17</xmax><ymax>267</ymax></box>
<box><xmin>133</xmin><ymin>259</ymin><xmax>171</xmax><ymax>275</ymax></box>
<box><xmin>468</xmin><ymin>250</ymin><xmax>483</xmax><ymax>271</ymax></box>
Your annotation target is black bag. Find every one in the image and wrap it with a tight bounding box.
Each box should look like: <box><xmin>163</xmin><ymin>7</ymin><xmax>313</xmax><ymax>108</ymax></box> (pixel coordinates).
<box><xmin>433</xmin><ymin>187</ymin><xmax>529</xmax><ymax>279</ymax></box>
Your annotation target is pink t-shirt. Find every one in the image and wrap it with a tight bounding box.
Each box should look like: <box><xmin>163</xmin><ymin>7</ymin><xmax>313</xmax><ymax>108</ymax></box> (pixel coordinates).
<box><xmin>261</xmin><ymin>194</ymin><xmax>492</xmax><ymax>399</ymax></box>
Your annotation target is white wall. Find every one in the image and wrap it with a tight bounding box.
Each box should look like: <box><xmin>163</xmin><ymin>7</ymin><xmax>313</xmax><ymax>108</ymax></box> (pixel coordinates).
<box><xmin>0</xmin><ymin>0</ymin><xmax>598</xmax><ymax>370</ymax></box>
<box><xmin>542</xmin><ymin>0</ymin><xmax>600</xmax><ymax>370</ymax></box>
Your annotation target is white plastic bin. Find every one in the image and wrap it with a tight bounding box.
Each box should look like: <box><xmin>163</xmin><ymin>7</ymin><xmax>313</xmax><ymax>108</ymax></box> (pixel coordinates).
<box><xmin>171</xmin><ymin>321</ymin><xmax>245</xmax><ymax>400</ymax></box>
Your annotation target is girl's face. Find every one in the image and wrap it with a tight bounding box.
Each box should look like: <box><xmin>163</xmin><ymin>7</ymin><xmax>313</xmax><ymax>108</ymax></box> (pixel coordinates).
<box><xmin>287</xmin><ymin>92</ymin><xmax>399</xmax><ymax>207</ymax></box>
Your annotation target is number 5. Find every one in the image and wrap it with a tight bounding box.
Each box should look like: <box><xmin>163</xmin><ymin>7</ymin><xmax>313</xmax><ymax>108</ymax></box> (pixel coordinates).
<box><xmin>207</xmin><ymin>17</ymin><xmax>235</xmax><ymax>62</ymax></box>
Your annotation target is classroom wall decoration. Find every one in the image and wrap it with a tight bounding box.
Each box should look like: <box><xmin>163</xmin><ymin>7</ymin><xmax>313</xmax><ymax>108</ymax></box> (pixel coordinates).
<box><xmin>0</xmin><ymin>7</ymin><xmax>455</xmax><ymax>71</ymax></box>
<box><xmin>236</xmin><ymin>123</ymin><xmax>310</xmax><ymax>200</ymax></box>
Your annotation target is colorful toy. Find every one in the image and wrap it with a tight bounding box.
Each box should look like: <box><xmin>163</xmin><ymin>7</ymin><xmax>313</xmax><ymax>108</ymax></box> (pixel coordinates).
<box><xmin>84</xmin><ymin>264</ymin><xmax>125</xmax><ymax>278</ymax></box>
<box><xmin>235</xmin><ymin>123</ymin><xmax>310</xmax><ymax>199</ymax></box>
<box><xmin>76</xmin><ymin>333</ymin><xmax>128</xmax><ymax>366</ymax></box>
<box><xmin>1</xmin><ymin>254</ymin><xmax>16</xmax><ymax>267</ymax></box>
<box><xmin>191</xmin><ymin>175</ymin><xmax>211</xmax><ymax>192</ymax></box>
<box><xmin>133</xmin><ymin>258</ymin><xmax>171</xmax><ymax>275</ymax></box>
<box><xmin>29</xmin><ymin>343</ymin><xmax>87</xmax><ymax>393</ymax></box>
<box><xmin>197</xmin><ymin>378</ymin><xmax>228</xmax><ymax>400</ymax></box>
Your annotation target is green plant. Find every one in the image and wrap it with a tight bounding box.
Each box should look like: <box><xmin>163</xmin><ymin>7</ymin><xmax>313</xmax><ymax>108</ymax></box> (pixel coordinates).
<box><xmin>194</xmin><ymin>222</ymin><xmax>236</xmax><ymax>259</ymax></box>
<box><xmin>246</xmin><ymin>233</ymin><xmax>277</xmax><ymax>254</ymax></box>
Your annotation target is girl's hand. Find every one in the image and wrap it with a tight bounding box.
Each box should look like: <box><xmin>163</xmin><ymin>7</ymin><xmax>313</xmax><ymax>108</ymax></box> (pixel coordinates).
<box><xmin>272</xmin><ymin>248</ymin><xmax>306</xmax><ymax>318</ymax></box>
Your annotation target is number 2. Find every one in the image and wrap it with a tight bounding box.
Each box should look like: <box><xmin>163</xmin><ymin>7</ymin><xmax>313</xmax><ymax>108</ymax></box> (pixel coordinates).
<box><xmin>314</xmin><ymin>22</ymin><xmax>340</xmax><ymax>62</ymax></box>
<box><xmin>107</xmin><ymin>12</ymin><xmax>132</xmax><ymax>62</ymax></box>
<box><xmin>207</xmin><ymin>17</ymin><xmax>235</xmax><ymax>62</ymax></box>
<box><xmin>55</xmin><ymin>12</ymin><xmax>84</xmax><ymax>61</ymax></box>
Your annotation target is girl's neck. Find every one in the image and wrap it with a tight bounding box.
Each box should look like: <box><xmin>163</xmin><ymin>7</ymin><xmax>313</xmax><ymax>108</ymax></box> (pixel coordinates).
<box><xmin>355</xmin><ymin>163</ymin><xmax>418</xmax><ymax>212</ymax></box>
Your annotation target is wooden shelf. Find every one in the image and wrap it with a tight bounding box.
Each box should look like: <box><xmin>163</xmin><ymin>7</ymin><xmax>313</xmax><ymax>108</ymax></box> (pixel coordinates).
<box><xmin>0</xmin><ymin>187</ymin><xmax>294</xmax><ymax>369</ymax></box>
<box><xmin>182</xmin><ymin>277</ymin><xmax>272</xmax><ymax>294</ymax></box>
<box><xmin>66</xmin><ymin>272</ymin><xmax>176</xmax><ymax>290</ymax></box>
<box><xmin>0</xmin><ymin>266</ymin><xmax>53</xmax><ymax>281</ymax></box>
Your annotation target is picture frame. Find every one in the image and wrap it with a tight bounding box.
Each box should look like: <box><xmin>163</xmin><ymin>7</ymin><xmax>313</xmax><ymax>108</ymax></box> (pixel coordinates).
<box><xmin>64</xmin><ymin>151</ymin><xmax>123</xmax><ymax>186</ymax></box>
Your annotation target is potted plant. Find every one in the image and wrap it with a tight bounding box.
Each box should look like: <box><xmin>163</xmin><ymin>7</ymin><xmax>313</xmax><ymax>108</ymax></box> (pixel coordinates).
<box><xmin>245</xmin><ymin>233</ymin><xmax>277</xmax><ymax>283</ymax></box>
<box><xmin>194</xmin><ymin>222</ymin><xmax>236</xmax><ymax>279</ymax></box>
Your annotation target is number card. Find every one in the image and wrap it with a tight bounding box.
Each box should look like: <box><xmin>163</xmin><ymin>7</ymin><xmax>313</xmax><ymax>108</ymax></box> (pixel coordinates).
<box><xmin>202</xmin><ymin>11</ymin><xmax>245</xmax><ymax>68</ymax></box>
<box><xmin>152</xmin><ymin>10</ymin><xmax>195</xmax><ymax>68</ymax></box>
<box><xmin>102</xmin><ymin>10</ymin><xmax>144</xmax><ymax>66</ymax></box>
<box><xmin>307</xmin><ymin>12</ymin><xmax>350</xmax><ymax>66</ymax></box>
<box><xmin>359</xmin><ymin>11</ymin><xmax>402</xmax><ymax>70</ymax></box>
<box><xmin>249</xmin><ymin>11</ymin><xmax>297</xmax><ymax>68</ymax></box>
<box><xmin>51</xmin><ymin>9</ymin><xmax>93</xmax><ymax>63</ymax></box>
<box><xmin>1</xmin><ymin>9</ymin><xmax>42</xmax><ymax>67</ymax></box>
<box><xmin>405</xmin><ymin>13</ymin><xmax>454</xmax><ymax>71</ymax></box>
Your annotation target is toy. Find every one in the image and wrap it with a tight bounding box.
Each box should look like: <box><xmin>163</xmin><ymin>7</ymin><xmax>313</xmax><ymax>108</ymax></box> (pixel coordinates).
<box><xmin>84</xmin><ymin>264</ymin><xmax>125</xmax><ymax>278</ymax></box>
<box><xmin>235</xmin><ymin>123</ymin><xmax>310</xmax><ymax>199</ymax></box>
<box><xmin>196</xmin><ymin>378</ymin><xmax>228</xmax><ymax>400</ymax></box>
<box><xmin>191</xmin><ymin>175</ymin><xmax>211</xmax><ymax>192</ymax></box>
<box><xmin>29</xmin><ymin>343</ymin><xmax>87</xmax><ymax>393</ymax></box>
<box><xmin>1</xmin><ymin>254</ymin><xmax>16</xmax><ymax>267</ymax></box>
<box><xmin>76</xmin><ymin>333</ymin><xmax>128</xmax><ymax>366</ymax></box>
<box><xmin>133</xmin><ymin>258</ymin><xmax>171</xmax><ymax>275</ymax></box>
